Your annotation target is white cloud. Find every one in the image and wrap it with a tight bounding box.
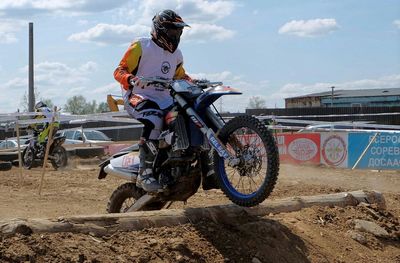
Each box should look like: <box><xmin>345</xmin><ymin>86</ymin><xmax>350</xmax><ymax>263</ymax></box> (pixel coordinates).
<box><xmin>0</xmin><ymin>61</ymin><xmax>99</xmax><ymax>112</ymax></box>
<box><xmin>184</xmin><ymin>23</ymin><xmax>235</xmax><ymax>42</ymax></box>
<box><xmin>269</xmin><ymin>74</ymin><xmax>400</xmax><ymax>107</ymax></box>
<box><xmin>33</xmin><ymin>61</ymin><xmax>97</xmax><ymax>85</ymax></box>
<box><xmin>78</xmin><ymin>19</ymin><xmax>89</xmax><ymax>26</ymax></box>
<box><xmin>185</xmin><ymin>73</ymin><xmax>400</xmax><ymax>111</ymax></box>
<box><xmin>93</xmin><ymin>82</ymin><xmax>121</xmax><ymax>94</ymax></box>
<box><xmin>188</xmin><ymin>71</ymin><xmax>263</xmax><ymax>112</ymax></box>
<box><xmin>0</xmin><ymin>19</ymin><xmax>25</xmax><ymax>44</ymax></box>
<box><xmin>279</xmin><ymin>18</ymin><xmax>339</xmax><ymax>37</ymax></box>
<box><xmin>0</xmin><ymin>0</ymin><xmax>130</xmax><ymax>17</ymax></box>
<box><xmin>65</xmin><ymin>0</ymin><xmax>236</xmax><ymax>45</ymax></box>
<box><xmin>393</xmin><ymin>20</ymin><xmax>400</xmax><ymax>29</ymax></box>
<box><xmin>190</xmin><ymin>70</ymin><xmax>240</xmax><ymax>83</ymax></box>
<box><xmin>68</xmin><ymin>23</ymin><xmax>150</xmax><ymax>45</ymax></box>
<box><xmin>0</xmin><ymin>31</ymin><xmax>17</xmax><ymax>44</ymax></box>
<box><xmin>129</xmin><ymin>0</ymin><xmax>236</xmax><ymax>25</ymax></box>
<box><xmin>69</xmin><ymin>22</ymin><xmax>235</xmax><ymax>45</ymax></box>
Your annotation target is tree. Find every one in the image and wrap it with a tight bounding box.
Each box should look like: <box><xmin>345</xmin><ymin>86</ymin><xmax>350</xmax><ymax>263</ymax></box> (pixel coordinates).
<box><xmin>64</xmin><ymin>96</ymin><xmax>110</xmax><ymax>114</ymax></box>
<box><xmin>96</xmin><ymin>102</ymin><xmax>110</xmax><ymax>113</ymax></box>
<box><xmin>248</xmin><ymin>96</ymin><xmax>266</xmax><ymax>109</ymax></box>
<box><xmin>64</xmin><ymin>95</ymin><xmax>91</xmax><ymax>115</ymax></box>
<box><xmin>19</xmin><ymin>91</ymin><xmax>54</xmax><ymax>112</ymax></box>
<box><xmin>85</xmin><ymin>100</ymin><xmax>98</xmax><ymax>114</ymax></box>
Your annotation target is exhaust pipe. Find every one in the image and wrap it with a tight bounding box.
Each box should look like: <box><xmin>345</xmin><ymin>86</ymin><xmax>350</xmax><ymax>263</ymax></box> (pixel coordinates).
<box><xmin>104</xmin><ymin>164</ymin><xmax>137</xmax><ymax>182</ymax></box>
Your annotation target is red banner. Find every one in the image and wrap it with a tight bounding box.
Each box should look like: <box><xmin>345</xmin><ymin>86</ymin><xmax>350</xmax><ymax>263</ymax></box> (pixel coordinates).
<box><xmin>275</xmin><ymin>133</ymin><xmax>320</xmax><ymax>164</ymax></box>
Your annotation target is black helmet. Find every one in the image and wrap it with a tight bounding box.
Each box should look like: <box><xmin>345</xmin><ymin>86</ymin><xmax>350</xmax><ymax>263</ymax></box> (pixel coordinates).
<box><xmin>151</xmin><ymin>10</ymin><xmax>189</xmax><ymax>53</ymax></box>
<box><xmin>34</xmin><ymin>101</ymin><xmax>47</xmax><ymax>111</ymax></box>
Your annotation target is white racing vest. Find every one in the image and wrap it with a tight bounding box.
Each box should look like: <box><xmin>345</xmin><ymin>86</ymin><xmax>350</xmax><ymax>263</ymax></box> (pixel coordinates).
<box><xmin>132</xmin><ymin>38</ymin><xmax>184</xmax><ymax>109</ymax></box>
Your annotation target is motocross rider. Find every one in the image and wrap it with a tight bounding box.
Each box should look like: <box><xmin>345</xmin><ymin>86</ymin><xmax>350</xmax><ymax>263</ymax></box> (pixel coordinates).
<box><xmin>29</xmin><ymin>101</ymin><xmax>59</xmax><ymax>156</ymax></box>
<box><xmin>114</xmin><ymin>10</ymin><xmax>192</xmax><ymax>192</ymax></box>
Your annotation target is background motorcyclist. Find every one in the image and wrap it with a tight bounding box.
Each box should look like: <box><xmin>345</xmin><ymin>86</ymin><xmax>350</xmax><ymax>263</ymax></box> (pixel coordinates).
<box><xmin>29</xmin><ymin>101</ymin><xmax>59</xmax><ymax>156</ymax></box>
<box><xmin>114</xmin><ymin>9</ymin><xmax>192</xmax><ymax>192</ymax></box>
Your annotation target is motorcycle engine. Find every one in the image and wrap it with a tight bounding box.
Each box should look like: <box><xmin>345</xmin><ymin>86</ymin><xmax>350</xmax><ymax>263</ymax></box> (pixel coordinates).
<box><xmin>158</xmin><ymin>130</ymin><xmax>174</xmax><ymax>149</ymax></box>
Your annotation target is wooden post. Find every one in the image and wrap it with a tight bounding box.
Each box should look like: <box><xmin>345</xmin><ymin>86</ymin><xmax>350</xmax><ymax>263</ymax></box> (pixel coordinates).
<box><xmin>15</xmin><ymin>121</ymin><xmax>24</xmax><ymax>183</ymax></box>
<box><xmin>38</xmin><ymin>107</ymin><xmax>57</xmax><ymax>195</ymax></box>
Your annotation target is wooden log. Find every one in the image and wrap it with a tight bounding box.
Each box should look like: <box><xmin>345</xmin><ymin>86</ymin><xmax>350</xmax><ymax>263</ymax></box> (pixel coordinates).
<box><xmin>0</xmin><ymin>190</ymin><xmax>385</xmax><ymax>237</ymax></box>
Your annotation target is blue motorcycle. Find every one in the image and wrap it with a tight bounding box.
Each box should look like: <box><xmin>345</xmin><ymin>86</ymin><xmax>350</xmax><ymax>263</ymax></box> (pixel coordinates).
<box><xmin>99</xmin><ymin>78</ymin><xmax>279</xmax><ymax>212</ymax></box>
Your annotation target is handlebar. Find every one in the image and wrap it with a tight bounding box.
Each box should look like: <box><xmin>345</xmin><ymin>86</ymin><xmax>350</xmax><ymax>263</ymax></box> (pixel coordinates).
<box><xmin>138</xmin><ymin>77</ymin><xmax>223</xmax><ymax>88</ymax></box>
<box><xmin>139</xmin><ymin>77</ymin><xmax>171</xmax><ymax>85</ymax></box>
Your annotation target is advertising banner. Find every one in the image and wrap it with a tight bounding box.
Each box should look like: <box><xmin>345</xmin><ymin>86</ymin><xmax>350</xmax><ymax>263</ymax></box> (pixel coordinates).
<box><xmin>276</xmin><ymin>133</ymin><xmax>320</xmax><ymax>164</ymax></box>
<box><xmin>320</xmin><ymin>132</ymin><xmax>349</xmax><ymax>168</ymax></box>
<box><xmin>348</xmin><ymin>132</ymin><xmax>400</xmax><ymax>170</ymax></box>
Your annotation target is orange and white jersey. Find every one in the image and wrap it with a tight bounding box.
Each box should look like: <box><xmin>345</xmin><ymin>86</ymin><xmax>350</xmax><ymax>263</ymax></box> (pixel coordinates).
<box><xmin>114</xmin><ymin>37</ymin><xmax>190</xmax><ymax>109</ymax></box>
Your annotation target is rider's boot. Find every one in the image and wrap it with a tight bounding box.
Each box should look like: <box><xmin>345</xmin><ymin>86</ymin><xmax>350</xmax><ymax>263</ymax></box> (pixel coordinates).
<box><xmin>136</xmin><ymin>140</ymin><xmax>162</xmax><ymax>192</ymax></box>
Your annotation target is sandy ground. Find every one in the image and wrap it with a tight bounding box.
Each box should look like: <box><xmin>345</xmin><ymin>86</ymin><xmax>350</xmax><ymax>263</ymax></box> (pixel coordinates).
<box><xmin>0</xmin><ymin>158</ymin><xmax>399</xmax><ymax>262</ymax></box>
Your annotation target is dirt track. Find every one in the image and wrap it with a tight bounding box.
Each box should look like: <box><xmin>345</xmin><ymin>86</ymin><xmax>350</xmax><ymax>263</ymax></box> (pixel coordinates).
<box><xmin>0</xmin><ymin>159</ymin><xmax>399</xmax><ymax>262</ymax></box>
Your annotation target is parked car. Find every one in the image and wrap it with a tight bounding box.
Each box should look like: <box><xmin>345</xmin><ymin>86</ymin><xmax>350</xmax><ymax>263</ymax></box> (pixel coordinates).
<box><xmin>0</xmin><ymin>138</ymin><xmax>29</xmax><ymax>150</ymax></box>
<box><xmin>56</xmin><ymin>129</ymin><xmax>112</xmax><ymax>144</ymax></box>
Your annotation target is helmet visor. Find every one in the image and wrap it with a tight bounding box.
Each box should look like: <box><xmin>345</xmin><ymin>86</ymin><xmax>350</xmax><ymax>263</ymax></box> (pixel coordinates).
<box><xmin>171</xmin><ymin>21</ymin><xmax>189</xmax><ymax>28</ymax></box>
<box><xmin>166</xmin><ymin>26</ymin><xmax>183</xmax><ymax>40</ymax></box>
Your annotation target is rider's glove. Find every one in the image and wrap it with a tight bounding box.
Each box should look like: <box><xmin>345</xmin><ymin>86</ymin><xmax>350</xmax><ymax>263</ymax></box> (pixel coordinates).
<box><xmin>129</xmin><ymin>76</ymin><xmax>145</xmax><ymax>89</ymax></box>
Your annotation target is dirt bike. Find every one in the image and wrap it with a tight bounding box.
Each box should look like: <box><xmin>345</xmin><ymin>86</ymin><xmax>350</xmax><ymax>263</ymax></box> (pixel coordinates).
<box><xmin>22</xmin><ymin>135</ymin><xmax>68</xmax><ymax>170</ymax></box>
<box><xmin>99</xmin><ymin>77</ymin><xmax>279</xmax><ymax>212</ymax></box>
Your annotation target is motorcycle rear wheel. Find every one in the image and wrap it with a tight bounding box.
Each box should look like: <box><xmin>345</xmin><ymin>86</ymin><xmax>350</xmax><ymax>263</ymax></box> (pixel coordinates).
<box><xmin>107</xmin><ymin>182</ymin><xmax>166</xmax><ymax>213</ymax></box>
<box><xmin>213</xmin><ymin>115</ymin><xmax>279</xmax><ymax>207</ymax></box>
<box><xmin>50</xmin><ymin>145</ymin><xmax>68</xmax><ymax>170</ymax></box>
<box><xmin>22</xmin><ymin>147</ymin><xmax>35</xmax><ymax>170</ymax></box>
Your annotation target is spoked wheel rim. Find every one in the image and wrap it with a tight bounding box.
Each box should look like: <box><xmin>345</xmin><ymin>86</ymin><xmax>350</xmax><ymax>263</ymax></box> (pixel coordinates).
<box><xmin>214</xmin><ymin>115</ymin><xmax>279</xmax><ymax>207</ymax></box>
<box><xmin>52</xmin><ymin>148</ymin><xmax>66</xmax><ymax>167</ymax></box>
<box><xmin>121</xmin><ymin>197</ymin><xmax>137</xmax><ymax>212</ymax></box>
<box><xmin>220</xmin><ymin>127</ymin><xmax>268</xmax><ymax>198</ymax></box>
<box><xmin>23</xmin><ymin>148</ymin><xmax>34</xmax><ymax>168</ymax></box>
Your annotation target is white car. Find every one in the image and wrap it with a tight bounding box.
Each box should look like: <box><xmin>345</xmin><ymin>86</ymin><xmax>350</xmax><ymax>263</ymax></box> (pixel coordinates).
<box><xmin>56</xmin><ymin>129</ymin><xmax>112</xmax><ymax>144</ymax></box>
<box><xmin>0</xmin><ymin>139</ymin><xmax>29</xmax><ymax>150</ymax></box>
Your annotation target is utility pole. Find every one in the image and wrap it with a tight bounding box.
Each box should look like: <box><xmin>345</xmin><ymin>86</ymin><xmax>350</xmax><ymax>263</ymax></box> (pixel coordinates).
<box><xmin>28</xmin><ymin>22</ymin><xmax>35</xmax><ymax>112</ymax></box>
<box><xmin>330</xmin><ymin>86</ymin><xmax>335</xmax><ymax>107</ymax></box>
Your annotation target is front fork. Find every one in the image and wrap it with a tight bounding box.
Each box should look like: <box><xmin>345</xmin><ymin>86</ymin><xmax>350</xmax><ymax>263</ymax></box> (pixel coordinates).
<box><xmin>174</xmin><ymin>94</ymin><xmax>240</xmax><ymax>167</ymax></box>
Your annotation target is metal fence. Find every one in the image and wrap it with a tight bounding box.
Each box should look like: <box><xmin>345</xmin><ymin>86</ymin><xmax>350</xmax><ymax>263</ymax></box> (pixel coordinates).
<box><xmin>246</xmin><ymin>106</ymin><xmax>400</xmax><ymax>126</ymax></box>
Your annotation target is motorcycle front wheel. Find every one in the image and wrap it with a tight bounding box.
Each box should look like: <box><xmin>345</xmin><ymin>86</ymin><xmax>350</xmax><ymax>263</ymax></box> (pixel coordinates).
<box><xmin>213</xmin><ymin>115</ymin><xmax>279</xmax><ymax>207</ymax></box>
<box><xmin>50</xmin><ymin>145</ymin><xmax>68</xmax><ymax>170</ymax></box>
<box><xmin>22</xmin><ymin>147</ymin><xmax>35</xmax><ymax>170</ymax></box>
<box><xmin>107</xmin><ymin>182</ymin><xmax>166</xmax><ymax>213</ymax></box>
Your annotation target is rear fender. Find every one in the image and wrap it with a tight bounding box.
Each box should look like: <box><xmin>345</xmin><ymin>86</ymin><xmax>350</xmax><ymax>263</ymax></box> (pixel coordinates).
<box><xmin>98</xmin><ymin>152</ymin><xmax>140</xmax><ymax>179</ymax></box>
<box><xmin>52</xmin><ymin>136</ymin><xmax>66</xmax><ymax>147</ymax></box>
<box><xmin>98</xmin><ymin>160</ymin><xmax>110</xmax><ymax>179</ymax></box>
<box><xmin>49</xmin><ymin>136</ymin><xmax>66</xmax><ymax>153</ymax></box>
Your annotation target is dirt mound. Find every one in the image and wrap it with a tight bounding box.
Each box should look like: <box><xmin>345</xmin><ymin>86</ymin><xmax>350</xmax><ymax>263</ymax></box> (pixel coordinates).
<box><xmin>0</xmin><ymin>163</ymin><xmax>399</xmax><ymax>262</ymax></box>
<box><xmin>1</xmin><ymin>204</ymin><xmax>399</xmax><ymax>263</ymax></box>
<box><xmin>0</xmin><ymin>218</ymin><xmax>307</xmax><ymax>263</ymax></box>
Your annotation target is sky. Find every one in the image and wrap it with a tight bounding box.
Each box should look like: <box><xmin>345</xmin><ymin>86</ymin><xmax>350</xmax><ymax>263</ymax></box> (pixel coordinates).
<box><xmin>0</xmin><ymin>0</ymin><xmax>399</xmax><ymax>114</ymax></box>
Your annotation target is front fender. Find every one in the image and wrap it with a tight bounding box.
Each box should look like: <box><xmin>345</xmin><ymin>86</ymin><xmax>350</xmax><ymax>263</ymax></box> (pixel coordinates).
<box><xmin>98</xmin><ymin>160</ymin><xmax>110</xmax><ymax>179</ymax></box>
